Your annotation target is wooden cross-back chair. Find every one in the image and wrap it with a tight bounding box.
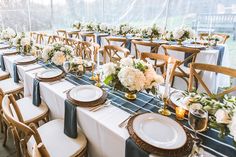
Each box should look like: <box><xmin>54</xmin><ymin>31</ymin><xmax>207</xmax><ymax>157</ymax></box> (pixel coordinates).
<box><xmin>30</xmin><ymin>32</ymin><xmax>43</xmax><ymax>44</ymax></box>
<box><xmin>103</xmin><ymin>45</ymin><xmax>130</xmax><ymax>63</ymax></box>
<box><xmin>105</xmin><ymin>37</ymin><xmax>127</xmax><ymax>47</ymax></box>
<box><xmin>52</xmin><ymin>35</ymin><xmax>63</xmax><ymax>43</ymax></box>
<box><xmin>40</xmin><ymin>33</ymin><xmax>53</xmax><ymax>45</ymax></box>
<box><xmin>81</xmin><ymin>41</ymin><xmax>100</xmax><ymax>61</ymax></box>
<box><xmin>141</xmin><ymin>52</ymin><xmax>180</xmax><ymax>84</ymax></box>
<box><xmin>189</xmin><ymin>63</ymin><xmax>236</xmax><ymax>99</ymax></box>
<box><xmin>62</xmin><ymin>38</ymin><xmax>81</xmax><ymax>56</ymax></box>
<box><xmin>56</xmin><ymin>29</ymin><xmax>67</xmax><ymax>38</ymax></box>
<box><xmin>68</xmin><ymin>30</ymin><xmax>80</xmax><ymax>39</ymax></box>
<box><xmin>161</xmin><ymin>45</ymin><xmax>200</xmax><ymax>87</ymax></box>
<box><xmin>80</xmin><ymin>33</ymin><xmax>95</xmax><ymax>42</ymax></box>
<box><xmin>199</xmin><ymin>33</ymin><xmax>230</xmax><ymax>44</ymax></box>
<box><xmin>132</xmin><ymin>40</ymin><xmax>165</xmax><ymax>73</ymax></box>
<box><xmin>2</xmin><ymin>94</ymin><xmax>88</xmax><ymax>157</ymax></box>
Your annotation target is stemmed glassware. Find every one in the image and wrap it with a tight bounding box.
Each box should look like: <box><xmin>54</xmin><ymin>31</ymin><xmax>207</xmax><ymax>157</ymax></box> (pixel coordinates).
<box><xmin>63</xmin><ymin>61</ymin><xmax>71</xmax><ymax>76</ymax></box>
<box><xmin>158</xmin><ymin>83</ymin><xmax>171</xmax><ymax>116</ymax></box>
<box><xmin>188</xmin><ymin>105</ymin><xmax>208</xmax><ymax>157</ymax></box>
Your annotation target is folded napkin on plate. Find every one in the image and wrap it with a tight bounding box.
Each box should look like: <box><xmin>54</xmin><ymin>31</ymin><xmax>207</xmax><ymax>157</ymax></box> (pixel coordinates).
<box><xmin>64</xmin><ymin>100</ymin><xmax>78</xmax><ymax>138</ymax></box>
<box><xmin>13</xmin><ymin>63</ymin><xmax>20</xmax><ymax>83</ymax></box>
<box><xmin>0</xmin><ymin>54</ymin><xmax>5</xmax><ymax>71</ymax></box>
<box><xmin>32</xmin><ymin>79</ymin><xmax>41</xmax><ymax>106</ymax></box>
<box><xmin>125</xmin><ymin>137</ymin><xmax>149</xmax><ymax>157</ymax></box>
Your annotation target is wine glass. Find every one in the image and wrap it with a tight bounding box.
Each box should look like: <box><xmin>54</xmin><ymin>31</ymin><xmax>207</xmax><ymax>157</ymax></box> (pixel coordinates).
<box><xmin>188</xmin><ymin>105</ymin><xmax>208</xmax><ymax>140</ymax></box>
<box><xmin>63</xmin><ymin>61</ymin><xmax>71</xmax><ymax>74</ymax></box>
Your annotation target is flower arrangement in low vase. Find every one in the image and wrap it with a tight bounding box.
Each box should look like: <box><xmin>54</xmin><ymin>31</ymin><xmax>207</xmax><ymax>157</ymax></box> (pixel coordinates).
<box><xmin>179</xmin><ymin>91</ymin><xmax>236</xmax><ymax>142</ymax></box>
<box><xmin>69</xmin><ymin>57</ymin><xmax>94</xmax><ymax>77</ymax></box>
<box><xmin>172</xmin><ymin>26</ymin><xmax>195</xmax><ymax>45</ymax></box>
<box><xmin>0</xmin><ymin>27</ymin><xmax>16</xmax><ymax>43</ymax></box>
<box><xmin>73</xmin><ymin>22</ymin><xmax>82</xmax><ymax>31</ymax></box>
<box><xmin>83</xmin><ymin>22</ymin><xmax>97</xmax><ymax>32</ymax></box>
<box><xmin>141</xmin><ymin>24</ymin><xmax>164</xmax><ymax>41</ymax></box>
<box><xmin>11</xmin><ymin>32</ymin><xmax>25</xmax><ymax>52</ymax></box>
<box><xmin>42</xmin><ymin>42</ymin><xmax>73</xmax><ymax>65</ymax></box>
<box><xmin>96</xmin><ymin>23</ymin><xmax>109</xmax><ymax>33</ymax></box>
<box><xmin>116</xmin><ymin>24</ymin><xmax>132</xmax><ymax>37</ymax></box>
<box><xmin>102</xmin><ymin>57</ymin><xmax>164</xmax><ymax>100</ymax></box>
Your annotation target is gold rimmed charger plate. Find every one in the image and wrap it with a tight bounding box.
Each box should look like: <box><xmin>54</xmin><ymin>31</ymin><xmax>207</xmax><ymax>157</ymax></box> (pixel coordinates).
<box><xmin>127</xmin><ymin>113</ymin><xmax>193</xmax><ymax>157</ymax></box>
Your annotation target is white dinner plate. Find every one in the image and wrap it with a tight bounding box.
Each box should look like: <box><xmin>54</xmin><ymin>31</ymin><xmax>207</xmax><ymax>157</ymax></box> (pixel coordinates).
<box><xmin>170</xmin><ymin>91</ymin><xmax>189</xmax><ymax>110</ymax></box>
<box><xmin>3</xmin><ymin>49</ymin><xmax>17</xmax><ymax>55</ymax></box>
<box><xmin>16</xmin><ymin>56</ymin><xmax>36</xmax><ymax>64</ymax></box>
<box><xmin>69</xmin><ymin>85</ymin><xmax>103</xmax><ymax>102</ymax></box>
<box><xmin>133</xmin><ymin>113</ymin><xmax>187</xmax><ymax>149</ymax></box>
<box><xmin>37</xmin><ymin>69</ymin><xmax>63</xmax><ymax>79</ymax></box>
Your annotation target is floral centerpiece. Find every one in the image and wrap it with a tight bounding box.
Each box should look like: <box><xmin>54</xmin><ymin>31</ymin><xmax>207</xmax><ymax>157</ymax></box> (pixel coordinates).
<box><xmin>115</xmin><ymin>24</ymin><xmax>132</xmax><ymax>37</ymax></box>
<box><xmin>96</xmin><ymin>23</ymin><xmax>109</xmax><ymax>33</ymax></box>
<box><xmin>141</xmin><ymin>24</ymin><xmax>164</xmax><ymax>41</ymax></box>
<box><xmin>0</xmin><ymin>27</ymin><xmax>16</xmax><ymax>42</ymax></box>
<box><xmin>102</xmin><ymin>57</ymin><xmax>164</xmax><ymax>100</ymax></box>
<box><xmin>179</xmin><ymin>91</ymin><xmax>236</xmax><ymax>142</ymax></box>
<box><xmin>42</xmin><ymin>42</ymin><xmax>73</xmax><ymax>65</ymax></box>
<box><xmin>73</xmin><ymin>22</ymin><xmax>82</xmax><ymax>30</ymax></box>
<box><xmin>83</xmin><ymin>22</ymin><xmax>97</xmax><ymax>32</ymax></box>
<box><xmin>172</xmin><ymin>26</ymin><xmax>195</xmax><ymax>44</ymax></box>
<box><xmin>12</xmin><ymin>32</ymin><xmax>25</xmax><ymax>52</ymax></box>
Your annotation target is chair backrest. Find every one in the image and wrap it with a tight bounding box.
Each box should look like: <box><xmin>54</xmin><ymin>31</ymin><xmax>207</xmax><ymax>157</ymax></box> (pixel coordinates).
<box><xmin>30</xmin><ymin>32</ymin><xmax>43</xmax><ymax>44</ymax></box>
<box><xmin>2</xmin><ymin>94</ymin><xmax>50</xmax><ymax>156</ymax></box>
<box><xmin>80</xmin><ymin>33</ymin><xmax>95</xmax><ymax>42</ymax></box>
<box><xmin>103</xmin><ymin>45</ymin><xmax>130</xmax><ymax>63</ymax></box>
<box><xmin>81</xmin><ymin>41</ymin><xmax>100</xmax><ymax>61</ymax></box>
<box><xmin>189</xmin><ymin>63</ymin><xmax>236</xmax><ymax>99</ymax></box>
<box><xmin>132</xmin><ymin>40</ymin><xmax>161</xmax><ymax>58</ymax></box>
<box><xmin>105</xmin><ymin>37</ymin><xmax>127</xmax><ymax>47</ymax></box>
<box><xmin>67</xmin><ymin>30</ymin><xmax>80</xmax><ymax>39</ymax></box>
<box><xmin>161</xmin><ymin>45</ymin><xmax>200</xmax><ymax>77</ymax></box>
<box><xmin>199</xmin><ymin>33</ymin><xmax>230</xmax><ymax>44</ymax></box>
<box><xmin>52</xmin><ymin>35</ymin><xmax>63</xmax><ymax>43</ymax></box>
<box><xmin>56</xmin><ymin>29</ymin><xmax>67</xmax><ymax>38</ymax></box>
<box><xmin>141</xmin><ymin>52</ymin><xmax>180</xmax><ymax>84</ymax></box>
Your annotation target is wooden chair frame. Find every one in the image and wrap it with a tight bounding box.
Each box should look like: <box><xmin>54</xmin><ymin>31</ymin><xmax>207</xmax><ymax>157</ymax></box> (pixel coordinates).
<box><xmin>105</xmin><ymin>37</ymin><xmax>127</xmax><ymax>47</ymax></box>
<box><xmin>199</xmin><ymin>33</ymin><xmax>230</xmax><ymax>44</ymax></box>
<box><xmin>80</xmin><ymin>33</ymin><xmax>95</xmax><ymax>42</ymax></box>
<box><xmin>141</xmin><ymin>52</ymin><xmax>180</xmax><ymax>84</ymax></box>
<box><xmin>189</xmin><ymin>63</ymin><xmax>236</xmax><ymax>99</ymax></box>
<box><xmin>103</xmin><ymin>45</ymin><xmax>130</xmax><ymax>63</ymax></box>
<box><xmin>56</xmin><ymin>29</ymin><xmax>67</xmax><ymax>38</ymax></box>
<box><xmin>2</xmin><ymin>94</ymin><xmax>87</xmax><ymax>157</ymax></box>
<box><xmin>82</xmin><ymin>41</ymin><xmax>100</xmax><ymax>61</ymax></box>
<box><xmin>161</xmin><ymin>45</ymin><xmax>200</xmax><ymax>87</ymax></box>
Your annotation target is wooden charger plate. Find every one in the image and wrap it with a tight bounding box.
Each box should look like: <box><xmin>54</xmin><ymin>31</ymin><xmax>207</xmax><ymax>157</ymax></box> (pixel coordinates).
<box><xmin>67</xmin><ymin>88</ymin><xmax>107</xmax><ymax>107</ymax></box>
<box><xmin>127</xmin><ymin>113</ymin><xmax>193</xmax><ymax>157</ymax></box>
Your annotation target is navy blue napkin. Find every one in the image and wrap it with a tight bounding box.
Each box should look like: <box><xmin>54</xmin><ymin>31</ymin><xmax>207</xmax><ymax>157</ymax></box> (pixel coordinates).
<box><xmin>82</xmin><ymin>35</ymin><xmax>86</xmax><ymax>41</ymax></box>
<box><xmin>126</xmin><ymin>38</ymin><xmax>132</xmax><ymax>51</ymax></box>
<box><xmin>0</xmin><ymin>54</ymin><xmax>5</xmax><ymax>71</ymax></box>
<box><xmin>13</xmin><ymin>63</ymin><xmax>20</xmax><ymax>83</ymax></box>
<box><xmin>32</xmin><ymin>79</ymin><xmax>41</xmax><ymax>106</ymax></box>
<box><xmin>125</xmin><ymin>137</ymin><xmax>149</xmax><ymax>157</ymax></box>
<box><xmin>97</xmin><ymin>35</ymin><xmax>102</xmax><ymax>45</ymax></box>
<box><xmin>64</xmin><ymin>100</ymin><xmax>78</xmax><ymax>138</ymax></box>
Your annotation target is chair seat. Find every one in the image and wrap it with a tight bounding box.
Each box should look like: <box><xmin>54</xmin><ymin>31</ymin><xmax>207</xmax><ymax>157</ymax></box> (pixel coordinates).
<box><xmin>0</xmin><ymin>69</ymin><xmax>9</xmax><ymax>80</ymax></box>
<box><xmin>175</xmin><ymin>66</ymin><xmax>201</xmax><ymax>76</ymax></box>
<box><xmin>0</xmin><ymin>78</ymin><xmax>23</xmax><ymax>94</ymax></box>
<box><xmin>146</xmin><ymin>58</ymin><xmax>165</xmax><ymax>67</ymax></box>
<box><xmin>11</xmin><ymin>97</ymin><xmax>48</xmax><ymax>124</ymax></box>
<box><xmin>27</xmin><ymin>119</ymin><xmax>87</xmax><ymax>157</ymax></box>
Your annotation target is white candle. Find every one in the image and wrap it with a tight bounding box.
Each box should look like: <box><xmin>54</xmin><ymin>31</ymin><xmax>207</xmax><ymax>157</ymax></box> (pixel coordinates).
<box><xmin>164</xmin><ymin>58</ymin><xmax>173</xmax><ymax>97</ymax></box>
<box><xmin>97</xmin><ymin>51</ymin><xmax>100</xmax><ymax>69</ymax></box>
<box><xmin>91</xmin><ymin>51</ymin><xmax>94</xmax><ymax>62</ymax></box>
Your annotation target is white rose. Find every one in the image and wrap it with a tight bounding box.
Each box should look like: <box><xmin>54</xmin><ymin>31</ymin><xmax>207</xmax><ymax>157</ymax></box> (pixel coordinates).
<box><xmin>190</xmin><ymin>103</ymin><xmax>202</xmax><ymax>110</ymax></box>
<box><xmin>173</xmin><ymin>28</ymin><xmax>185</xmax><ymax>40</ymax></box>
<box><xmin>118</xmin><ymin>67</ymin><xmax>145</xmax><ymax>91</ymax></box>
<box><xmin>100</xmin><ymin>23</ymin><xmax>107</xmax><ymax>31</ymax></box>
<box><xmin>51</xmin><ymin>51</ymin><xmax>66</xmax><ymax>65</ymax></box>
<box><xmin>122</xmin><ymin>25</ymin><xmax>130</xmax><ymax>33</ymax></box>
<box><xmin>102</xmin><ymin>62</ymin><xmax>117</xmax><ymax>78</ymax></box>
<box><xmin>21</xmin><ymin>37</ymin><xmax>31</xmax><ymax>46</ymax></box>
<box><xmin>147</xmin><ymin>27</ymin><xmax>152</xmax><ymax>36</ymax></box>
<box><xmin>215</xmin><ymin>109</ymin><xmax>231</xmax><ymax>124</ymax></box>
<box><xmin>60</xmin><ymin>47</ymin><xmax>65</xmax><ymax>51</ymax></box>
<box><xmin>120</xmin><ymin>57</ymin><xmax>133</xmax><ymax>67</ymax></box>
<box><xmin>228</xmin><ymin>113</ymin><xmax>236</xmax><ymax>141</ymax></box>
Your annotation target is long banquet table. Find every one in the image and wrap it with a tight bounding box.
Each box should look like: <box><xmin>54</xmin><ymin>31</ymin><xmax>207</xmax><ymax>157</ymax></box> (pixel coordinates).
<box><xmin>1</xmin><ymin>49</ymin><xmax>236</xmax><ymax>157</ymax></box>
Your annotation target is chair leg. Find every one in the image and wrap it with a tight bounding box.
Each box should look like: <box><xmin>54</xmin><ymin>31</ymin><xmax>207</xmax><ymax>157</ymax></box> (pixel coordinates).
<box><xmin>160</xmin><ymin>65</ymin><xmax>165</xmax><ymax>74</ymax></box>
<box><xmin>2</xmin><ymin>121</ymin><xmax>8</xmax><ymax>146</ymax></box>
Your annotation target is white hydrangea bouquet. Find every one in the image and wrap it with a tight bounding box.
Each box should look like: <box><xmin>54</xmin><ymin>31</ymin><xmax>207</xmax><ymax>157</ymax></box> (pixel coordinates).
<box><xmin>102</xmin><ymin>57</ymin><xmax>164</xmax><ymax>99</ymax></box>
<box><xmin>172</xmin><ymin>26</ymin><xmax>195</xmax><ymax>44</ymax></box>
<box><xmin>115</xmin><ymin>24</ymin><xmax>132</xmax><ymax>36</ymax></box>
<box><xmin>0</xmin><ymin>27</ymin><xmax>16</xmax><ymax>42</ymax></box>
<box><xmin>73</xmin><ymin>22</ymin><xmax>82</xmax><ymax>30</ymax></box>
<box><xmin>42</xmin><ymin>42</ymin><xmax>73</xmax><ymax>65</ymax></box>
<box><xmin>141</xmin><ymin>24</ymin><xmax>164</xmax><ymax>41</ymax></box>
<box><xmin>96</xmin><ymin>23</ymin><xmax>109</xmax><ymax>33</ymax></box>
<box><xmin>179</xmin><ymin>91</ymin><xmax>236</xmax><ymax>142</ymax></box>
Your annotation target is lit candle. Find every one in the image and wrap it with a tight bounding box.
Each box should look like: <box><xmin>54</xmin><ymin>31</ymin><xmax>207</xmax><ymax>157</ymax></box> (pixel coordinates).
<box><xmin>175</xmin><ymin>107</ymin><xmax>186</xmax><ymax>120</ymax></box>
